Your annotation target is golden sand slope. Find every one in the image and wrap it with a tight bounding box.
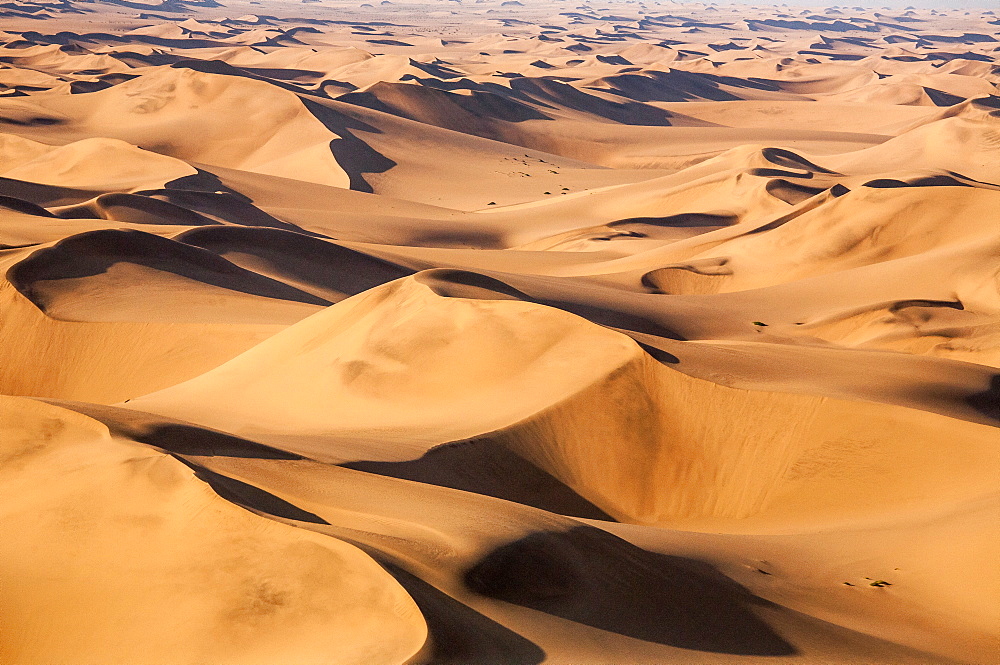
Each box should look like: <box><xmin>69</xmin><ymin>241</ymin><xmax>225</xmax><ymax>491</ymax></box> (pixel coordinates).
<box><xmin>1</xmin><ymin>1</ymin><xmax>999</xmax><ymax>664</ymax></box>
<box><xmin>0</xmin><ymin>396</ymin><xmax>426</xmax><ymax>665</ymax></box>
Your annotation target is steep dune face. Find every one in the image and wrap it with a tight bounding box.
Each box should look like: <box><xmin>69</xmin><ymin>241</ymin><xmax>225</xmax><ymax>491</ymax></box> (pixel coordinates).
<box><xmin>2</xmin><ymin>1</ymin><xmax>1000</xmax><ymax>664</ymax></box>
<box><xmin>505</xmin><ymin>358</ymin><xmax>999</xmax><ymax>527</ymax></box>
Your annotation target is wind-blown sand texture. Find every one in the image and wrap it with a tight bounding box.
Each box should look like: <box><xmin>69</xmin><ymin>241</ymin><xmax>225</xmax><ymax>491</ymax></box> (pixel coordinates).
<box><xmin>1</xmin><ymin>0</ymin><xmax>999</xmax><ymax>663</ymax></box>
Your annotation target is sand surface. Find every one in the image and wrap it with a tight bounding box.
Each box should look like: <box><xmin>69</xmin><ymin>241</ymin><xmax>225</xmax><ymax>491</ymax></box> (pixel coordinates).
<box><xmin>1</xmin><ymin>0</ymin><xmax>998</xmax><ymax>663</ymax></box>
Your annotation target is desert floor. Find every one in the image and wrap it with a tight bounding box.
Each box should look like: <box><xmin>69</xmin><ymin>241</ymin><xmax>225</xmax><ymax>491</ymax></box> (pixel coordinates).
<box><xmin>0</xmin><ymin>0</ymin><xmax>998</xmax><ymax>663</ymax></box>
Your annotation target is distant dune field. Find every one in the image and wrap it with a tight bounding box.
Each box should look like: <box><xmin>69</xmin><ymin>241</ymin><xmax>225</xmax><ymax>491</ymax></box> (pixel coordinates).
<box><xmin>0</xmin><ymin>1</ymin><xmax>998</xmax><ymax>664</ymax></box>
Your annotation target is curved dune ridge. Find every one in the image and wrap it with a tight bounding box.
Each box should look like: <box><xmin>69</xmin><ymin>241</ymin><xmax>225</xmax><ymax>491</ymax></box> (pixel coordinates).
<box><xmin>131</xmin><ymin>273</ymin><xmax>1000</xmax><ymax>530</ymax></box>
<box><xmin>1</xmin><ymin>1</ymin><xmax>999</xmax><ymax>664</ymax></box>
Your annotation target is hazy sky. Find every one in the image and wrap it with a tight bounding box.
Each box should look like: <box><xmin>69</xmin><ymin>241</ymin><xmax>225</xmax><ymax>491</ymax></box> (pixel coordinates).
<box><xmin>775</xmin><ymin>1</ymin><xmax>995</xmax><ymax>7</ymax></box>
<box><xmin>664</xmin><ymin>0</ymin><xmax>997</xmax><ymax>8</ymax></box>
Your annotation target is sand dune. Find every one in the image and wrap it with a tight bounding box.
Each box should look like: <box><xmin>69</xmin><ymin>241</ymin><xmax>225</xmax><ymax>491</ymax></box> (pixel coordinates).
<box><xmin>130</xmin><ymin>274</ymin><xmax>1000</xmax><ymax>532</ymax></box>
<box><xmin>0</xmin><ymin>396</ymin><xmax>426</xmax><ymax>665</ymax></box>
<box><xmin>1</xmin><ymin>1</ymin><xmax>998</xmax><ymax>664</ymax></box>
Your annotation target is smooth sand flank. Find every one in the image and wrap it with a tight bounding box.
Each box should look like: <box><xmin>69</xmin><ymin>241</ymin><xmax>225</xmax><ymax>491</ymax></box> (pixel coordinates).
<box><xmin>0</xmin><ymin>397</ymin><xmax>427</xmax><ymax>665</ymax></box>
<box><xmin>0</xmin><ymin>1</ymin><xmax>998</xmax><ymax>664</ymax></box>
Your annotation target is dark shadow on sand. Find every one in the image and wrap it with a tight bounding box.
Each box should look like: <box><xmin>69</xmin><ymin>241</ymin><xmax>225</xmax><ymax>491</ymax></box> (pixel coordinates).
<box><xmin>7</xmin><ymin>228</ymin><xmax>332</xmax><ymax>309</ymax></box>
<box><xmin>465</xmin><ymin>526</ymin><xmax>797</xmax><ymax>656</ymax></box>
<box><xmin>967</xmin><ymin>375</ymin><xmax>1000</xmax><ymax>422</ymax></box>
<box><xmin>382</xmin><ymin>563</ymin><xmax>546</xmax><ymax>665</ymax></box>
<box><xmin>344</xmin><ymin>438</ymin><xmax>615</xmax><ymax>521</ymax></box>
<box><xmin>178</xmin><ymin>458</ymin><xmax>329</xmax><ymax>524</ymax></box>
